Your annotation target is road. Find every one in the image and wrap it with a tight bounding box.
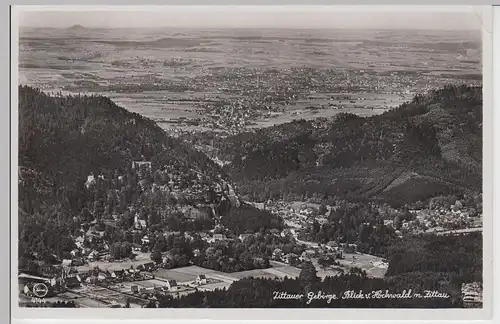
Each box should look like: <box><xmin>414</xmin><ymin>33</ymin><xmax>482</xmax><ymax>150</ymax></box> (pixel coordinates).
<box><xmin>294</xmin><ymin>237</ymin><xmax>319</xmax><ymax>249</ymax></box>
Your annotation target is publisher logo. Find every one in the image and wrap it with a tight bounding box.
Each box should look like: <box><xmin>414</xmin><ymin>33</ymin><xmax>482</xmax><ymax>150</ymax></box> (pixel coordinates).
<box><xmin>32</xmin><ymin>283</ymin><xmax>48</xmax><ymax>298</ymax></box>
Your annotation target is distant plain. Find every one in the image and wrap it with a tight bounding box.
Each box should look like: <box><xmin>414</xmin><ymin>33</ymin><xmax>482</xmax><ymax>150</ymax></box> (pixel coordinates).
<box><xmin>19</xmin><ymin>27</ymin><xmax>482</xmax><ymax>128</ymax></box>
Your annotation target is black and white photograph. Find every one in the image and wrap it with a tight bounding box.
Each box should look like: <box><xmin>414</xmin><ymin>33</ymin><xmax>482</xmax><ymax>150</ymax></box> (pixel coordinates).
<box><xmin>12</xmin><ymin>5</ymin><xmax>488</xmax><ymax>313</ymax></box>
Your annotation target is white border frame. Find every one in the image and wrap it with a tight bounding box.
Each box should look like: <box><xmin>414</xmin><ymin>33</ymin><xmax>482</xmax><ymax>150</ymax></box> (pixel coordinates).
<box><xmin>9</xmin><ymin>4</ymin><xmax>494</xmax><ymax>322</ymax></box>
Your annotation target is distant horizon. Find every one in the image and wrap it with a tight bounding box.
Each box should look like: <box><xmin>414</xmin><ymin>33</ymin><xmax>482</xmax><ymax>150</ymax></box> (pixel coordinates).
<box><xmin>19</xmin><ymin>25</ymin><xmax>482</xmax><ymax>33</ymax></box>
<box><xmin>15</xmin><ymin>6</ymin><xmax>483</xmax><ymax>31</ymax></box>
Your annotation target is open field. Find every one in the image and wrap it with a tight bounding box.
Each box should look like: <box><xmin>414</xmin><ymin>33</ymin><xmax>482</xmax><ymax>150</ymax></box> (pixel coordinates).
<box><xmin>267</xmin><ymin>262</ymin><xmax>303</xmax><ymax>278</ymax></box>
<box><xmin>82</xmin><ymin>286</ymin><xmax>125</xmax><ymax>303</ymax></box>
<box><xmin>229</xmin><ymin>269</ymin><xmax>279</xmax><ymax>280</ymax></box>
<box><xmin>77</xmin><ymin>284</ymin><xmax>149</xmax><ymax>307</ymax></box>
<box><xmin>77</xmin><ymin>255</ymin><xmax>152</xmax><ymax>272</ymax></box>
<box><xmin>153</xmin><ymin>264</ymin><xmax>304</xmax><ymax>284</ymax></box>
<box><xmin>197</xmin><ymin>282</ymin><xmax>232</xmax><ymax>292</ymax></box>
<box><xmin>131</xmin><ymin>279</ymin><xmax>172</xmax><ymax>288</ymax></box>
<box><xmin>154</xmin><ymin>265</ymin><xmax>209</xmax><ymax>283</ymax></box>
<box><xmin>312</xmin><ymin>262</ymin><xmax>344</xmax><ymax>278</ymax></box>
<box><xmin>338</xmin><ymin>253</ymin><xmax>388</xmax><ymax>278</ymax></box>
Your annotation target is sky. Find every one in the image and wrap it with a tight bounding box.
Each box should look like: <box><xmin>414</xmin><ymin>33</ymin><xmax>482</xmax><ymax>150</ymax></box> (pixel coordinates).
<box><xmin>16</xmin><ymin>5</ymin><xmax>483</xmax><ymax>30</ymax></box>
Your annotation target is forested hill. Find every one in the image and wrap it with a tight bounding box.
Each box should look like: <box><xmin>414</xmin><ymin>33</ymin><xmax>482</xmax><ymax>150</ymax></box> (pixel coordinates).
<box><xmin>19</xmin><ymin>86</ymin><xmax>222</xmax><ymax>178</ymax></box>
<box><xmin>215</xmin><ymin>85</ymin><xmax>482</xmax><ymax>206</ymax></box>
<box><xmin>18</xmin><ymin>85</ymin><xmax>228</xmax><ymax>218</ymax></box>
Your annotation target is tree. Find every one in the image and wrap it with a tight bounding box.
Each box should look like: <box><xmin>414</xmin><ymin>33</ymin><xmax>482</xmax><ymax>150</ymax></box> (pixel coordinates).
<box><xmin>120</xmin><ymin>242</ymin><xmax>132</xmax><ymax>258</ymax></box>
<box><xmin>110</xmin><ymin>242</ymin><xmax>122</xmax><ymax>260</ymax></box>
<box><xmin>202</xmin><ymin>296</ymin><xmax>209</xmax><ymax>308</ymax></box>
<box><xmin>318</xmin><ymin>204</ymin><xmax>327</xmax><ymax>215</ymax></box>
<box><xmin>393</xmin><ymin>215</ymin><xmax>402</xmax><ymax>230</ymax></box>
<box><xmin>81</xmin><ymin>207</ymin><xmax>93</xmax><ymax>223</ymax></box>
<box><xmin>144</xmin><ymin>300</ymin><xmax>156</xmax><ymax>308</ymax></box>
<box><xmin>299</xmin><ymin>261</ymin><xmax>319</xmax><ymax>284</ymax></box>
<box><xmin>318</xmin><ymin>256</ymin><xmax>336</xmax><ymax>271</ymax></box>
<box><xmin>95</xmin><ymin>220</ymin><xmax>105</xmax><ymax>231</ymax></box>
<box><xmin>151</xmin><ymin>250</ymin><xmax>162</xmax><ymax>264</ymax></box>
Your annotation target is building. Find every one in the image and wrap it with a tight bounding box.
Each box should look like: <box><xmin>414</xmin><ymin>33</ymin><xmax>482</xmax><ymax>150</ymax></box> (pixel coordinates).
<box><xmin>300</xmin><ymin>249</ymin><xmax>316</xmax><ymax>261</ymax></box>
<box><xmin>272</xmin><ymin>248</ymin><xmax>284</xmax><ymax>260</ymax></box>
<box><xmin>87</xmin><ymin>250</ymin><xmax>99</xmax><ymax>261</ymax></box>
<box><xmin>341</xmin><ymin>243</ymin><xmax>357</xmax><ymax>254</ymax></box>
<box><xmin>238</xmin><ymin>234</ymin><xmax>253</xmax><ymax>242</ymax></box>
<box><xmin>97</xmin><ymin>272</ymin><xmax>108</xmax><ymax>281</ymax></box>
<box><xmin>280</xmin><ymin>229</ymin><xmax>293</xmax><ymax>238</ymax></box>
<box><xmin>132</xmin><ymin>243</ymin><xmax>142</xmax><ymax>252</ymax></box>
<box><xmin>283</xmin><ymin>253</ymin><xmax>299</xmax><ymax>265</ymax></box>
<box><xmin>141</xmin><ymin>235</ymin><xmax>150</xmax><ymax>245</ymax></box>
<box><xmin>165</xmin><ymin>280</ymin><xmax>178</xmax><ymax>290</ymax></box>
<box><xmin>162</xmin><ymin>253</ymin><xmax>173</xmax><ymax>264</ymax></box>
<box><xmin>196</xmin><ymin>275</ymin><xmax>207</xmax><ymax>285</ymax></box>
<box><xmin>61</xmin><ymin>259</ymin><xmax>72</xmax><ymax>268</ymax></box>
<box><xmin>154</xmin><ymin>286</ymin><xmax>166</xmax><ymax>293</ymax></box>
<box><xmin>317</xmin><ymin>217</ymin><xmax>328</xmax><ymax>225</ymax></box>
<box><xmin>138</xmin><ymin>262</ymin><xmax>155</xmax><ymax>272</ymax></box>
<box><xmin>74</xmin><ymin>236</ymin><xmax>85</xmax><ymax>249</ymax></box>
<box><xmin>182</xmin><ymin>206</ymin><xmax>210</xmax><ymax>220</ymax></box>
<box><xmin>111</xmin><ymin>270</ymin><xmax>125</xmax><ymax>279</ymax></box>
<box><xmin>461</xmin><ymin>282</ymin><xmax>483</xmax><ymax>308</ymax></box>
<box><xmin>383</xmin><ymin>219</ymin><xmax>394</xmax><ymax>227</ymax></box>
<box><xmin>326</xmin><ymin>241</ymin><xmax>338</xmax><ymax>248</ymax></box>
<box><xmin>208</xmin><ymin>234</ymin><xmax>226</xmax><ymax>243</ymax></box>
<box><xmin>49</xmin><ymin>277</ymin><xmax>58</xmax><ymax>287</ymax></box>
<box><xmin>139</xmin><ymin>287</ymin><xmax>155</xmax><ymax>293</ymax></box>
<box><xmin>85</xmin><ymin>175</ymin><xmax>96</xmax><ymax>189</ymax></box>
<box><xmin>134</xmin><ymin>215</ymin><xmax>147</xmax><ymax>230</ymax></box>
<box><xmin>132</xmin><ymin>161</ymin><xmax>152</xmax><ymax>170</ymax></box>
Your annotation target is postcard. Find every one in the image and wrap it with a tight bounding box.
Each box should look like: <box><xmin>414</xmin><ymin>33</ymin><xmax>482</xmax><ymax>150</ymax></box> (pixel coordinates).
<box><xmin>10</xmin><ymin>4</ymin><xmax>493</xmax><ymax>321</ymax></box>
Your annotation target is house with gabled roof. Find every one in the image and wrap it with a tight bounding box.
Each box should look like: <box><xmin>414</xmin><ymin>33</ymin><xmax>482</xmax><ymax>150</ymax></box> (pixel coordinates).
<box><xmin>70</xmin><ymin>249</ymin><xmax>80</xmax><ymax>258</ymax></box>
<box><xmin>283</xmin><ymin>253</ymin><xmax>299</xmax><ymax>265</ymax></box>
<box><xmin>97</xmin><ymin>272</ymin><xmax>108</xmax><ymax>281</ymax></box>
<box><xmin>111</xmin><ymin>270</ymin><xmax>125</xmax><ymax>279</ymax></box>
<box><xmin>138</xmin><ymin>262</ymin><xmax>155</xmax><ymax>272</ymax></box>
<box><xmin>165</xmin><ymin>279</ymin><xmax>178</xmax><ymax>290</ymax></box>
<box><xmin>272</xmin><ymin>248</ymin><xmax>284</xmax><ymax>260</ymax></box>
<box><xmin>196</xmin><ymin>275</ymin><xmax>207</xmax><ymax>285</ymax></box>
<box><xmin>87</xmin><ymin>250</ymin><xmax>99</xmax><ymax>261</ymax></box>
